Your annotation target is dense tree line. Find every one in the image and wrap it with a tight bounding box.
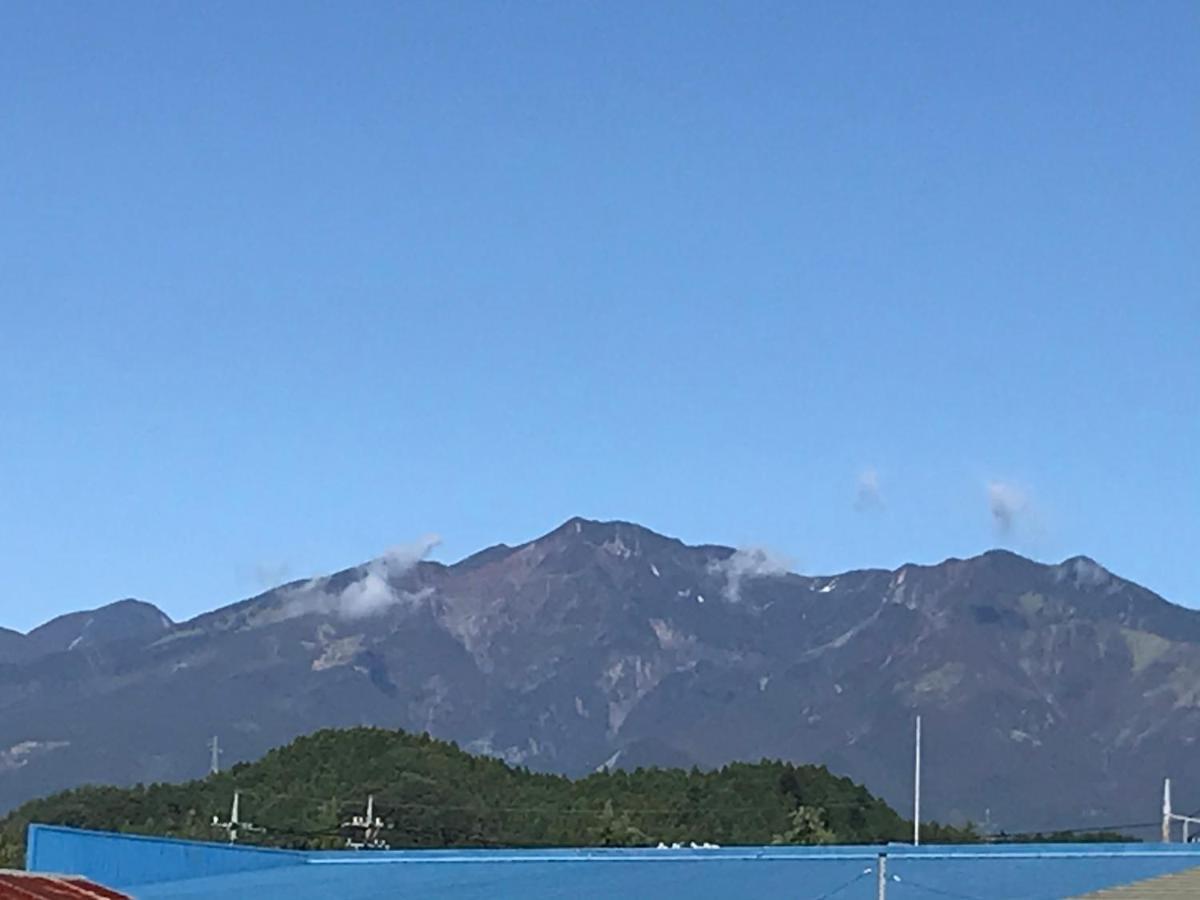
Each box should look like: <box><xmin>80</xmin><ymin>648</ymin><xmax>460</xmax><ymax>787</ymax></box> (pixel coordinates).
<box><xmin>1</xmin><ymin>726</ymin><xmax>975</xmax><ymax>866</ymax></box>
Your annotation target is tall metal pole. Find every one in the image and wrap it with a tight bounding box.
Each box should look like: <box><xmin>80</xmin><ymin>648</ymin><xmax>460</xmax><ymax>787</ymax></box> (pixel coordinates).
<box><xmin>877</xmin><ymin>852</ymin><xmax>888</xmax><ymax>900</ymax></box>
<box><xmin>1163</xmin><ymin>778</ymin><xmax>1173</xmax><ymax>843</ymax></box>
<box><xmin>212</xmin><ymin>789</ymin><xmax>262</xmax><ymax>844</ymax></box>
<box><xmin>914</xmin><ymin>715</ymin><xmax>922</xmax><ymax>846</ymax></box>
<box><xmin>209</xmin><ymin>736</ymin><xmax>221</xmax><ymax>775</ymax></box>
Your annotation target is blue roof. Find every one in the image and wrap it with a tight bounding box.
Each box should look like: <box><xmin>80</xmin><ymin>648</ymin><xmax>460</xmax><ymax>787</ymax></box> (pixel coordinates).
<box><xmin>27</xmin><ymin>826</ymin><xmax>1200</xmax><ymax>899</ymax></box>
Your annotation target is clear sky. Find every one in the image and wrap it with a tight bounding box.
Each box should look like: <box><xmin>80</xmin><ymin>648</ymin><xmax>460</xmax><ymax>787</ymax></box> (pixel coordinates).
<box><xmin>1</xmin><ymin>2</ymin><xmax>1196</xmax><ymax>630</ymax></box>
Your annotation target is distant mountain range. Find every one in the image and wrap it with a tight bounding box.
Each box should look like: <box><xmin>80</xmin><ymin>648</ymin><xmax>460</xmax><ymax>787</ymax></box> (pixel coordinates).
<box><xmin>2</xmin><ymin>518</ymin><xmax>1197</xmax><ymax>834</ymax></box>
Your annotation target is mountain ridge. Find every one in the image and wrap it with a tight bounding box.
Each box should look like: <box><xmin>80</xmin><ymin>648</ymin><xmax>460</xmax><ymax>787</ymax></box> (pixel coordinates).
<box><xmin>2</xmin><ymin>521</ymin><xmax>1155</xmax><ymax>639</ymax></box>
<box><xmin>0</xmin><ymin>517</ymin><xmax>1196</xmax><ymax>837</ymax></box>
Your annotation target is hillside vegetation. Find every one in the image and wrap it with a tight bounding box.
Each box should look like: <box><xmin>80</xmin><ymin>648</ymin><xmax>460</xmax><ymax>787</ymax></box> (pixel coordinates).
<box><xmin>0</xmin><ymin>727</ymin><xmax>973</xmax><ymax>865</ymax></box>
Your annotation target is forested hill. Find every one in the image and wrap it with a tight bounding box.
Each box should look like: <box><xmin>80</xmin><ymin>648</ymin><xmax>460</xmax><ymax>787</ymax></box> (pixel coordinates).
<box><xmin>0</xmin><ymin>727</ymin><xmax>967</xmax><ymax>865</ymax></box>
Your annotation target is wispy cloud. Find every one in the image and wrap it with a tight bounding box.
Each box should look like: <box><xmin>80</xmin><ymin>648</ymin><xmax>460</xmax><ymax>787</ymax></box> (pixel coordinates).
<box><xmin>252</xmin><ymin>561</ymin><xmax>292</xmax><ymax>590</ymax></box>
<box><xmin>854</xmin><ymin>468</ymin><xmax>884</xmax><ymax>511</ymax></box>
<box><xmin>987</xmin><ymin>481</ymin><xmax>1028</xmax><ymax>535</ymax></box>
<box><xmin>708</xmin><ymin>547</ymin><xmax>793</xmax><ymax>603</ymax></box>
<box><xmin>281</xmin><ymin>535</ymin><xmax>441</xmax><ymax>620</ymax></box>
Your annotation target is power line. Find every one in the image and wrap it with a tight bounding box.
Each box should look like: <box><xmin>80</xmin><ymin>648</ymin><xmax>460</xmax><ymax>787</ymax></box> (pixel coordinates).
<box><xmin>897</xmin><ymin>876</ymin><xmax>988</xmax><ymax>900</ymax></box>
<box><xmin>220</xmin><ymin>788</ymin><xmax>882</xmax><ymax>816</ymax></box>
<box><xmin>341</xmin><ymin>795</ymin><xmax>389</xmax><ymax>850</ymax></box>
<box><xmin>191</xmin><ymin>776</ymin><xmax>1175</xmax><ymax>840</ymax></box>
<box><xmin>211</xmin><ymin>791</ymin><xmax>265</xmax><ymax>843</ymax></box>
<box><xmin>811</xmin><ymin>868</ymin><xmax>872</xmax><ymax>900</ymax></box>
<box><xmin>253</xmin><ymin>794</ymin><xmax>1155</xmax><ymax>839</ymax></box>
<box><xmin>207</xmin><ymin>788</ymin><xmax>884</xmax><ymax>827</ymax></box>
<box><xmin>200</xmin><ymin>781</ymin><xmax>1172</xmax><ymax>842</ymax></box>
<box><xmin>198</xmin><ymin>781</ymin><xmax>1169</xmax><ymax>851</ymax></box>
<box><xmin>986</xmin><ymin>820</ymin><xmax>1159</xmax><ymax>841</ymax></box>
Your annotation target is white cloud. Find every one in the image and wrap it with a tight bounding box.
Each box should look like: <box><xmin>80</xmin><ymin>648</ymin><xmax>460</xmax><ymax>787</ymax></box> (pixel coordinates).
<box><xmin>252</xmin><ymin>561</ymin><xmax>292</xmax><ymax>589</ymax></box>
<box><xmin>854</xmin><ymin>468</ymin><xmax>883</xmax><ymax>511</ymax></box>
<box><xmin>280</xmin><ymin>535</ymin><xmax>441</xmax><ymax>620</ymax></box>
<box><xmin>1055</xmin><ymin>557</ymin><xmax>1111</xmax><ymax>589</ymax></box>
<box><xmin>709</xmin><ymin>547</ymin><xmax>793</xmax><ymax>603</ymax></box>
<box><xmin>987</xmin><ymin>481</ymin><xmax>1028</xmax><ymax>535</ymax></box>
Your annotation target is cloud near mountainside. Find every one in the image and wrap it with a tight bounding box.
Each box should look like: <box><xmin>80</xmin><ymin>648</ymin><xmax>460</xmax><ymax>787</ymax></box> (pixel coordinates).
<box><xmin>252</xmin><ymin>561</ymin><xmax>292</xmax><ymax>589</ymax></box>
<box><xmin>281</xmin><ymin>535</ymin><xmax>441</xmax><ymax>620</ymax></box>
<box><xmin>709</xmin><ymin>547</ymin><xmax>793</xmax><ymax>603</ymax></box>
<box><xmin>987</xmin><ymin>481</ymin><xmax>1029</xmax><ymax>535</ymax></box>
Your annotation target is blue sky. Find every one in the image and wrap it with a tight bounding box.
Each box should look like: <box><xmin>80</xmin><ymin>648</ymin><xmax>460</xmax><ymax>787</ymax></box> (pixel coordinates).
<box><xmin>1</xmin><ymin>2</ymin><xmax>1196</xmax><ymax>630</ymax></box>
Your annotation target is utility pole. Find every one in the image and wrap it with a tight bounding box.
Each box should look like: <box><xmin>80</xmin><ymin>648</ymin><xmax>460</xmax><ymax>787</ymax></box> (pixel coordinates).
<box><xmin>913</xmin><ymin>715</ymin><xmax>922</xmax><ymax>846</ymax></box>
<box><xmin>212</xmin><ymin>791</ymin><xmax>263</xmax><ymax>844</ymax></box>
<box><xmin>876</xmin><ymin>852</ymin><xmax>888</xmax><ymax>900</ymax></box>
<box><xmin>1159</xmin><ymin>778</ymin><xmax>1200</xmax><ymax>843</ymax></box>
<box><xmin>342</xmin><ymin>794</ymin><xmax>388</xmax><ymax>850</ymax></box>
<box><xmin>209</xmin><ymin>736</ymin><xmax>221</xmax><ymax>776</ymax></box>
<box><xmin>1163</xmin><ymin>778</ymin><xmax>1172</xmax><ymax>843</ymax></box>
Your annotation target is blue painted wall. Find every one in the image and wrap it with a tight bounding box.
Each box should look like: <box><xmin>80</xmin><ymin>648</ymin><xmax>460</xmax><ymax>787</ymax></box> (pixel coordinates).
<box><xmin>27</xmin><ymin>825</ymin><xmax>305</xmax><ymax>887</ymax></box>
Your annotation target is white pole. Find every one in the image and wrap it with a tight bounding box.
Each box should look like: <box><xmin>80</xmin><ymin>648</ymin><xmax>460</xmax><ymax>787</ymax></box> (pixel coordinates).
<box><xmin>1164</xmin><ymin>778</ymin><xmax>1173</xmax><ymax>843</ymax></box>
<box><xmin>877</xmin><ymin>852</ymin><xmax>888</xmax><ymax>900</ymax></box>
<box><xmin>914</xmin><ymin>715</ymin><xmax>922</xmax><ymax>846</ymax></box>
<box><xmin>230</xmin><ymin>790</ymin><xmax>241</xmax><ymax>843</ymax></box>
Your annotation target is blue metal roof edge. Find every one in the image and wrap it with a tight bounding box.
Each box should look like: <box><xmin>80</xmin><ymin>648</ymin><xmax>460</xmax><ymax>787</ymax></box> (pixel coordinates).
<box><xmin>301</xmin><ymin>844</ymin><xmax>1200</xmax><ymax>865</ymax></box>
<box><xmin>28</xmin><ymin>825</ymin><xmax>1200</xmax><ymax>880</ymax></box>
<box><xmin>29</xmin><ymin>826</ymin><xmax>1200</xmax><ymax>863</ymax></box>
<box><xmin>26</xmin><ymin>824</ymin><xmax>309</xmax><ymax>858</ymax></box>
<box><xmin>26</xmin><ymin>824</ymin><xmax>310</xmax><ymax>889</ymax></box>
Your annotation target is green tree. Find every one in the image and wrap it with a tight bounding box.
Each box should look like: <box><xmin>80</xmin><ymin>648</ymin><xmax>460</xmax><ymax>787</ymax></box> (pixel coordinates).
<box><xmin>772</xmin><ymin>806</ymin><xmax>835</xmax><ymax>845</ymax></box>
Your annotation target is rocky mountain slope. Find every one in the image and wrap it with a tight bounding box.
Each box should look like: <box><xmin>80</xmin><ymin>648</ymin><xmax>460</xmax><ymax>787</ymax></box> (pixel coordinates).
<box><xmin>1</xmin><ymin>518</ymin><xmax>1196</xmax><ymax>834</ymax></box>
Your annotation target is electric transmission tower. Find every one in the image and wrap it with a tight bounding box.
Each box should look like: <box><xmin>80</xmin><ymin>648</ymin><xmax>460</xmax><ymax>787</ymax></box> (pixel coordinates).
<box><xmin>209</xmin><ymin>736</ymin><xmax>222</xmax><ymax>775</ymax></box>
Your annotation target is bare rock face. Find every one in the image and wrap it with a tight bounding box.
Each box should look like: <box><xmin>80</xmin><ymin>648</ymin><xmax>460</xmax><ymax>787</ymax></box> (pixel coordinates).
<box><xmin>0</xmin><ymin>519</ymin><xmax>1195</xmax><ymax>835</ymax></box>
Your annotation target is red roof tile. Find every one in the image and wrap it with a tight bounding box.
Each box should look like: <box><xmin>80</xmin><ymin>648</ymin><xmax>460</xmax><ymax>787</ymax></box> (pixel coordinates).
<box><xmin>0</xmin><ymin>872</ymin><xmax>131</xmax><ymax>900</ymax></box>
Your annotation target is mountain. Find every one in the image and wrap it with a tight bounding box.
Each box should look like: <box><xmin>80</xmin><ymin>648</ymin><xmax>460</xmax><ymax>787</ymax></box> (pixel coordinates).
<box><xmin>0</xmin><ymin>599</ymin><xmax>172</xmax><ymax>664</ymax></box>
<box><xmin>0</xmin><ymin>518</ymin><xmax>1196</xmax><ymax>835</ymax></box>
<box><xmin>0</xmin><ymin>628</ymin><xmax>24</xmax><ymax>660</ymax></box>
<box><xmin>23</xmin><ymin>599</ymin><xmax>172</xmax><ymax>657</ymax></box>
<box><xmin>0</xmin><ymin>726</ymin><xmax>923</xmax><ymax>866</ymax></box>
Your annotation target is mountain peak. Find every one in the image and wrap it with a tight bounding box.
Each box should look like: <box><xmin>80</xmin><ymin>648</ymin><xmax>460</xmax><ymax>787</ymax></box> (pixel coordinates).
<box><xmin>25</xmin><ymin>598</ymin><xmax>173</xmax><ymax>655</ymax></box>
<box><xmin>978</xmin><ymin>547</ymin><xmax>1031</xmax><ymax>562</ymax></box>
<box><xmin>1053</xmin><ymin>555</ymin><xmax>1114</xmax><ymax>588</ymax></box>
<box><xmin>529</xmin><ymin>517</ymin><xmax>668</xmax><ymax>548</ymax></box>
<box><xmin>547</xmin><ymin>515</ymin><xmax>637</xmax><ymax>537</ymax></box>
<box><xmin>926</xmin><ymin>549</ymin><xmax>1121</xmax><ymax>591</ymax></box>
